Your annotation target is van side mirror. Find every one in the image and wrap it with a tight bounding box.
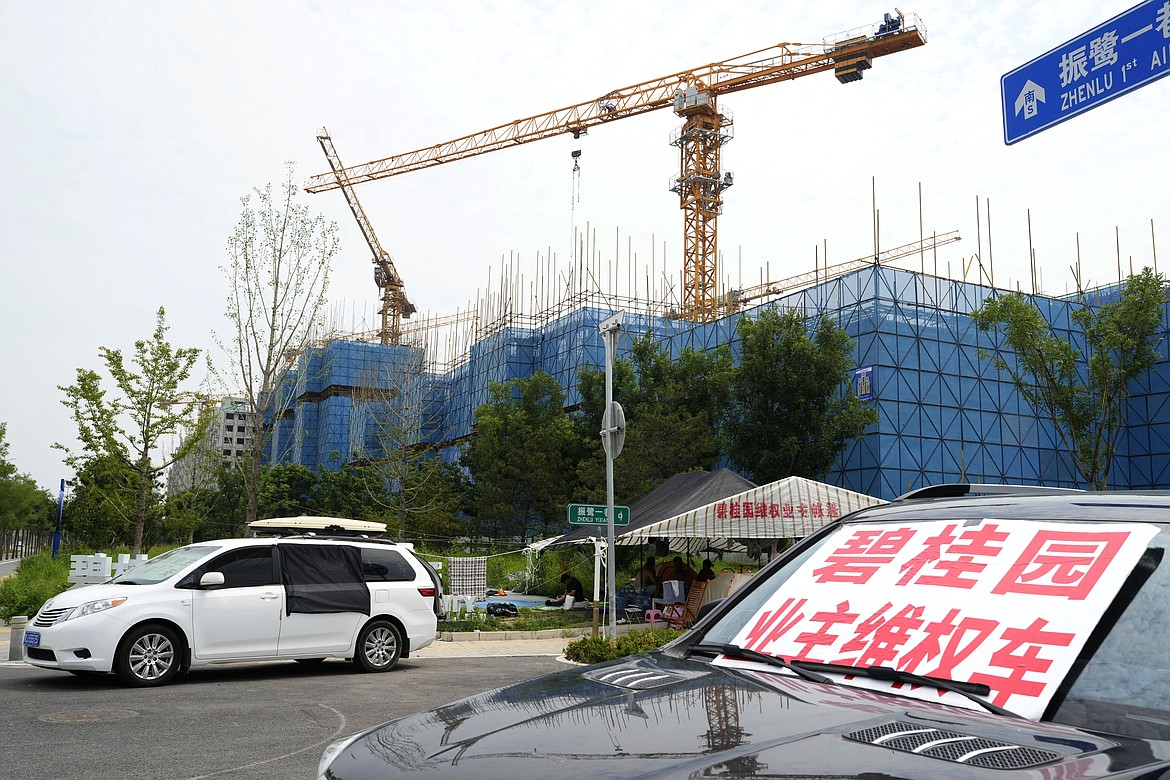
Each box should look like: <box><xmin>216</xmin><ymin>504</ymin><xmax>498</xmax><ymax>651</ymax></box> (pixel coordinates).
<box><xmin>200</xmin><ymin>571</ymin><xmax>226</xmax><ymax>588</ymax></box>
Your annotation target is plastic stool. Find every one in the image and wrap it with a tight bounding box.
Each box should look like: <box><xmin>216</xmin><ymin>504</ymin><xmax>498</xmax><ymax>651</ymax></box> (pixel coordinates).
<box><xmin>645</xmin><ymin>609</ymin><xmax>663</xmax><ymax>626</ymax></box>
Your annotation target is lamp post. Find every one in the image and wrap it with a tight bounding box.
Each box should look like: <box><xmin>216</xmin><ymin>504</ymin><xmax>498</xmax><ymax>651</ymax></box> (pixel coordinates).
<box><xmin>599</xmin><ymin>311</ymin><xmax>626</xmax><ymax>639</ymax></box>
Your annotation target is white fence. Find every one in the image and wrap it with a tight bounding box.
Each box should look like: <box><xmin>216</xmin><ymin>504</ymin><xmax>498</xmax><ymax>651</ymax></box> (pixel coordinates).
<box><xmin>68</xmin><ymin>553</ymin><xmax>149</xmax><ymax>586</ymax></box>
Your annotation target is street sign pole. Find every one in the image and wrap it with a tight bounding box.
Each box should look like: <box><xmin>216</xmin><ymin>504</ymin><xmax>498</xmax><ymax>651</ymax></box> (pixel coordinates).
<box><xmin>599</xmin><ymin>311</ymin><xmax>624</xmax><ymax>639</ymax></box>
<box><xmin>52</xmin><ymin>479</ymin><xmax>64</xmax><ymax>560</ymax></box>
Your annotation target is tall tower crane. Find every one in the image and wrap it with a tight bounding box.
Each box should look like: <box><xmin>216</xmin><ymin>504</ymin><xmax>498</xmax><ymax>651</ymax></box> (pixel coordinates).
<box><xmin>307</xmin><ymin>12</ymin><xmax>926</xmax><ymax>322</ymax></box>
<box><xmin>316</xmin><ymin>127</ymin><xmax>417</xmax><ymax>344</ymax></box>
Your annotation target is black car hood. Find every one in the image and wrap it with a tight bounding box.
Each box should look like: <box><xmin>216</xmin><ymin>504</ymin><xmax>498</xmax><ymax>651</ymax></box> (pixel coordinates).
<box><xmin>324</xmin><ymin>652</ymin><xmax>1170</xmax><ymax>779</ymax></box>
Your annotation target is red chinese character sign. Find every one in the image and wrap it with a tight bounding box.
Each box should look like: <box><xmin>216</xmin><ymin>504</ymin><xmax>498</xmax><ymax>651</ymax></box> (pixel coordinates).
<box><xmin>619</xmin><ymin>475</ymin><xmax>885</xmax><ymax>547</ymax></box>
<box><xmin>718</xmin><ymin>519</ymin><xmax>1157</xmax><ymax>719</ymax></box>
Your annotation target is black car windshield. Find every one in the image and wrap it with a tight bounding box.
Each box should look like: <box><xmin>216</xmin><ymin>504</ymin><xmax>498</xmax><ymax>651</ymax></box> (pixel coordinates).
<box><xmin>108</xmin><ymin>545</ymin><xmax>221</xmax><ymax>585</ymax></box>
<box><xmin>698</xmin><ymin>516</ymin><xmax>1170</xmax><ymax>738</ymax></box>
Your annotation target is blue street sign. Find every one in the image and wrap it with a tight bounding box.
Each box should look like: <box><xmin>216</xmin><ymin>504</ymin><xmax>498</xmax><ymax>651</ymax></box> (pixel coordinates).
<box><xmin>1001</xmin><ymin>1</ymin><xmax>1170</xmax><ymax>145</ymax></box>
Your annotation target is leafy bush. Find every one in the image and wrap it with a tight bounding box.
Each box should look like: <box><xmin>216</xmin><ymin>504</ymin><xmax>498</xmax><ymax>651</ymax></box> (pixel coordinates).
<box><xmin>0</xmin><ymin>552</ymin><xmax>71</xmax><ymax>623</ymax></box>
<box><xmin>437</xmin><ymin>616</ymin><xmax>505</xmax><ymax>632</ymax></box>
<box><xmin>563</xmin><ymin>627</ymin><xmax>684</xmax><ymax>664</ymax></box>
<box><xmin>564</xmin><ymin>636</ymin><xmax>613</xmax><ymax>664</ymax></box>
<box><xmin>615</xmin><ymin>628</ymin><xmax>684</xmax><ymax>655</ymax></box>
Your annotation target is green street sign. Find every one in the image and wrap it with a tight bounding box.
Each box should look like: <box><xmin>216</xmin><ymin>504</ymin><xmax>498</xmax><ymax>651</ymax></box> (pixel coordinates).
<box><xmin>567</xmin><ymin>504</ymin><xmax>630</xmax><ymax>526</ymax></box>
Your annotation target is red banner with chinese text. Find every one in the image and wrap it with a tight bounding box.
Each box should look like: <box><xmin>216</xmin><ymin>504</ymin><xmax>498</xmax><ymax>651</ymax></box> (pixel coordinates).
<box><xmin>719</xmin><ymin>519</ymin><xmax>1158</xmax><ymax>719</ymax></box>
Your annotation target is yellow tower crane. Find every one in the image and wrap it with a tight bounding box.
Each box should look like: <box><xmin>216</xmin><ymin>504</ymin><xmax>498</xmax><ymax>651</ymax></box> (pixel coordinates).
<box><xmin>307</xmin><ymin>12</ymin><xmax>926</xmax><ymax>323</ymax></box>
<box><xmin>316</xmin><ymin>127</ymin><xmax>417</xmax><ymax>344</ymax></box>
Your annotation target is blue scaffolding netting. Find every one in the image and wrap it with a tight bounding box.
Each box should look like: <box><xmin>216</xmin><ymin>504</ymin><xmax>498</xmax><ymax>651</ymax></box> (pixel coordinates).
<box><xmin>265</xmin><ymin>265</ymin><xmax>1170</xmax><ymax>501</ymax></box>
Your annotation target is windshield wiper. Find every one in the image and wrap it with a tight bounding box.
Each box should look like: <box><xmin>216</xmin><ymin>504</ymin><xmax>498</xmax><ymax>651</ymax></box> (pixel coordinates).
<box><xmin>793</xmin><ymin>660</ymin><xmax>1021</xmax><ymax>718</ymax></box>
<box><xmin>691</xmin><ymin>642</ymin><xmax>836</xmax><ymax>685</ymax></box>
<box><xmin>691</xmin><ymin>643</ymin><xmax>1019</xmax><ymax>718</ymax></box>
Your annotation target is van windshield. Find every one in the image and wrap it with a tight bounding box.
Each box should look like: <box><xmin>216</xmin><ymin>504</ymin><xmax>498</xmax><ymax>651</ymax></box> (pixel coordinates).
<box><xmin>109</xmin><ymin>545</ymin><xmax>222</xmax><ymax>585</ymax></box>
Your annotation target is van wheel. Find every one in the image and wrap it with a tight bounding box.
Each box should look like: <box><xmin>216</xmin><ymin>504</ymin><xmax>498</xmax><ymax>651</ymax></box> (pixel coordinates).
<box><xmin>114</xmin><ymin>624</ymin><xmax>182</xmax><ymax>687</ymax></box>
<box><xmin>353</xmin><ymin>620</ymin><xmax>401</xmax><ymax>672</ymax></box>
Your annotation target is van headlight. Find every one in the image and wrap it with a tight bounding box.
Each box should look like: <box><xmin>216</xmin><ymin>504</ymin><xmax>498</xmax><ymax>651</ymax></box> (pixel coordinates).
<box><xmin>62</xmin><ymin>597</ymin><xmax>128</xmax><ymax>621</ymax></box>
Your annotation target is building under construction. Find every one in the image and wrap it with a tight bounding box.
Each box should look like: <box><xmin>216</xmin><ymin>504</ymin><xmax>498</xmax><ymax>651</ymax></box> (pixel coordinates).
<box><xmin>268</xmin><ymin>13</ymin><xmax>1168</xmax><ymax>501</ymax></box>
<box><xmin>264</xmin><ymin>224</ymin><xmax>1170</xmax><ymax>502</ymax></box>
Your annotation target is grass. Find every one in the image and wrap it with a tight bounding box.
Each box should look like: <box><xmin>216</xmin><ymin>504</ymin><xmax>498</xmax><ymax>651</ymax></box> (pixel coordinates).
<box><xmin>0</xmin><ymin>552</ymin><xmax>72</xmax><ymax>623</ymax></box>
<box><xmin>438</xmin><ymin>606</ymin><xmax>597</xmax><ymax>634</ymax></box>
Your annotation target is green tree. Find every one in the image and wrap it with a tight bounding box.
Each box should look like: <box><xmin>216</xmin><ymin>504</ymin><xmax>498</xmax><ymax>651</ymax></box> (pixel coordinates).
<box><xmin>461</xmin><ymin>372</ymin><xmax>577</xmax><ymax>539</ymax></box>
<box><xmin>311</xmin><ymin>458</ymin><xmax>393</xmax><ymax>521</ymax></box>
<box><xmin>395</xmin><ymin>457</ymin><xmax>470</xmax><ymax>545</ymax></box>
<box><xmin>62</xmin><ymin>454</ymin><xmax>139</xmax><ymax>550</ymax></box>
<box><xmin>219</xmin><ymin>163</ymin><xmax>338</xmax><ymax>527</ymax></box>
<box><xmin>574</xmin><ymin>334</ymin><xmax>733</xmax><ymax>503</ymax></box>
<box><xmin>169</xmin><ymin>462</ymin><xmax>250</xmax><ymax>542</ymax></box>
<box><xmin>971</xmin><ymin>268</ymin><xmax>1167</xmax><ymax>490</ymax></box>
<box><xmin>57</xmin><ymin>308</ymin><xmax>210</xmax><ymax>555</ymax></box>
<box><xmin>258</xmin><ymin>463</ymin><xmax>319</xmax><ymax>518</ymax></box>
<box><xmin>724</xmin><ymin>308</ymin><xmax>878</xmax><ymax>482</ymax></box>
<box><xmin>158</xmin><ymin>493</ymin><xmax>207</xmax><ymax>547</ymax></box>
<box><xmin>347</xmin><ymin>340</ymin><xmax>467</xmax><ymax>542</ymax></box>
<box><xmin>0</xmin><ymin>422</ymin><xmax>53</xmax><ymax>534</ymax></box>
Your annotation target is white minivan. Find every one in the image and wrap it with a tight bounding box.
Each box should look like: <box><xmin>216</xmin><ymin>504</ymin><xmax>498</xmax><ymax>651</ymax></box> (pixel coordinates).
<box><xmin>23</xmin><ymin>518</ymin><xmax>442</xmax><ymax>687</ymax></box>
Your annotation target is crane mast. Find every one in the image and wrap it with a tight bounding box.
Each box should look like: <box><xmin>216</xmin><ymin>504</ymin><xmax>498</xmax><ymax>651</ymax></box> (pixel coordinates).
<box><xmin>308</xmin><ymin>12</ymin><xmax>925</xmax><ymax>322</ymax></box>
<box><xmin>316</xmin><ymin>128</ymin><xmax>416</xmax><ymax>344</ymax></box>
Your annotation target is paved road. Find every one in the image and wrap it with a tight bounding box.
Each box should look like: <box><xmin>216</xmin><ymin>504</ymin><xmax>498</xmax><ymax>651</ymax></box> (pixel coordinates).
<box><xmin>0</xmin><ymin>571</ymin><xmax>582</xmax><ymax>779</ymax></box>
<box><xmin>1</xmin><ymin>646</ymin><xmax>567</xmax><ymax>780</ymax></box>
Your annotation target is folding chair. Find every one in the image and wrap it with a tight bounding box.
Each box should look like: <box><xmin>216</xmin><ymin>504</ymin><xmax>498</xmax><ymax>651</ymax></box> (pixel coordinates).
<box><xmin>664</xmin><ymin>580</ymin><xmax>708</xmax><ymax>629</ymax></box>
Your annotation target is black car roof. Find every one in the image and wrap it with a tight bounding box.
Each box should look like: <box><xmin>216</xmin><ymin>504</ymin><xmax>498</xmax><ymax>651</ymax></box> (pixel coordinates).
<box><xmin>845</xmin><ymin>489</ymin><xmax>1170</xmax><ymax>526</ymax></box>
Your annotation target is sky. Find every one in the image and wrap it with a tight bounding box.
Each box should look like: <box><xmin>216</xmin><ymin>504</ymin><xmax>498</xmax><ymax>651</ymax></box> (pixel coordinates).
<box><xmin>1</xmin><ymin>0</ymin><xmax>1167</xmax><ymax>494</ymax></box>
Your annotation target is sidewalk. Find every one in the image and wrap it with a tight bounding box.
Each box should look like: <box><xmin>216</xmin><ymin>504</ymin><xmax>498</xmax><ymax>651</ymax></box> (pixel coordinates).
<box><xmin>1</xmin><ymin>623</ymin><xmax>13</xmax><ymax>662</ymax></box>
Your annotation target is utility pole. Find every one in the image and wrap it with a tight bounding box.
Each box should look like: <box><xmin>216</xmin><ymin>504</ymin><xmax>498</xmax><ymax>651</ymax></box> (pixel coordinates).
<box><xmin>599</xmin><ymin>311</ymin><xmax>626</xmax><ymax>639</ymax></box>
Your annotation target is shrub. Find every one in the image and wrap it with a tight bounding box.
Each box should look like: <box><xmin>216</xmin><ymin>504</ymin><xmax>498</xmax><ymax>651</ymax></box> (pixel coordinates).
<box><xmin>615</xmin><ymin>628</ymin><xmax>683</xmax><ymax>656</ymax></box>
<box><xmin>564</xmin><ymin>636</ymin><xmax>614</xmax><ymax>665</ymax></box>
<box><xmin>437</xmin><ymin>616</ymin><xmax>505</xmax><ymax>632</ymax></box>
<box><xmin>563</xmin><ymin>627</ymin><xmax>684</xmax><ymax>664</ymax></box>
<box><xmin>0</xmin><ymin>553</ymin><xmax>71</xmax><ymax>623</ymax></box>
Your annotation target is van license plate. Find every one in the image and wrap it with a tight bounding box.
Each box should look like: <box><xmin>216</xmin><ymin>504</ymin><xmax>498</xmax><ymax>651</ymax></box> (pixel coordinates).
<box><xmin>23</xmin><ymin>631</ymin><xmax>40</xmax><ymax>647</ymax></box>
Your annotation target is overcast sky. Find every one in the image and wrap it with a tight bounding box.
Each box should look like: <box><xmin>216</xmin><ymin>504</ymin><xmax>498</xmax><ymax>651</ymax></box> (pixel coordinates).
<box><xmin>1</xmin><ymin>1</ymin><xmax>1167</xmax><ymax>493</ymax></box>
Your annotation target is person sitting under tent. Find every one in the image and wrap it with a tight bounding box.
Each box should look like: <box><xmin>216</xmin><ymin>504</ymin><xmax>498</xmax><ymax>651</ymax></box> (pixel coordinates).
<box><xmin>545</xmin><ymin>572</ymin><xmax>586</xmax><ymax>607</ymax></box>
<box><xmin>634</xmin><ymin>557</ymin><xmax>660</xmax><ymax>597</ymax></box>
<box><xmin>695</xmin><ymin>559</ymin><xmax>716</xmax><ymax>582</ymax></box>
<box><xmin>666</xmin><ymin>556</ymin><xmax>695</xmax><ymax>591</ymax></box>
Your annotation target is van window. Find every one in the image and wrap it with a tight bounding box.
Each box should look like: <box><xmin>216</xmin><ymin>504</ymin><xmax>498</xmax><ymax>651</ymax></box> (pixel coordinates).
<box><xmin>205</xmin><ymin>547</ymin><xmax>277</xmax><ymax>588</ymax></box>
<box><xmin>361</xmin><ymin>548</ymin><xmax>416</xmax><ymax>582</ymax></box>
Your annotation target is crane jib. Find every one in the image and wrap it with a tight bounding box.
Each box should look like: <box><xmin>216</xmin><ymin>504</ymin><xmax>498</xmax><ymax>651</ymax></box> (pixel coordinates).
<box><xmin>307</xmin><ymin>14</ymin><xmax>926</xmax><ymax>324</ymax></box>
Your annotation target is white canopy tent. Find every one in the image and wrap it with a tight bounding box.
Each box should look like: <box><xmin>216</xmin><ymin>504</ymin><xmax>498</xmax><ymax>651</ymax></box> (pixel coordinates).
<box><xmin>618</xmin><ymin>476</ymin><xmax>886</xmax><ymax>549</ymax></box>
